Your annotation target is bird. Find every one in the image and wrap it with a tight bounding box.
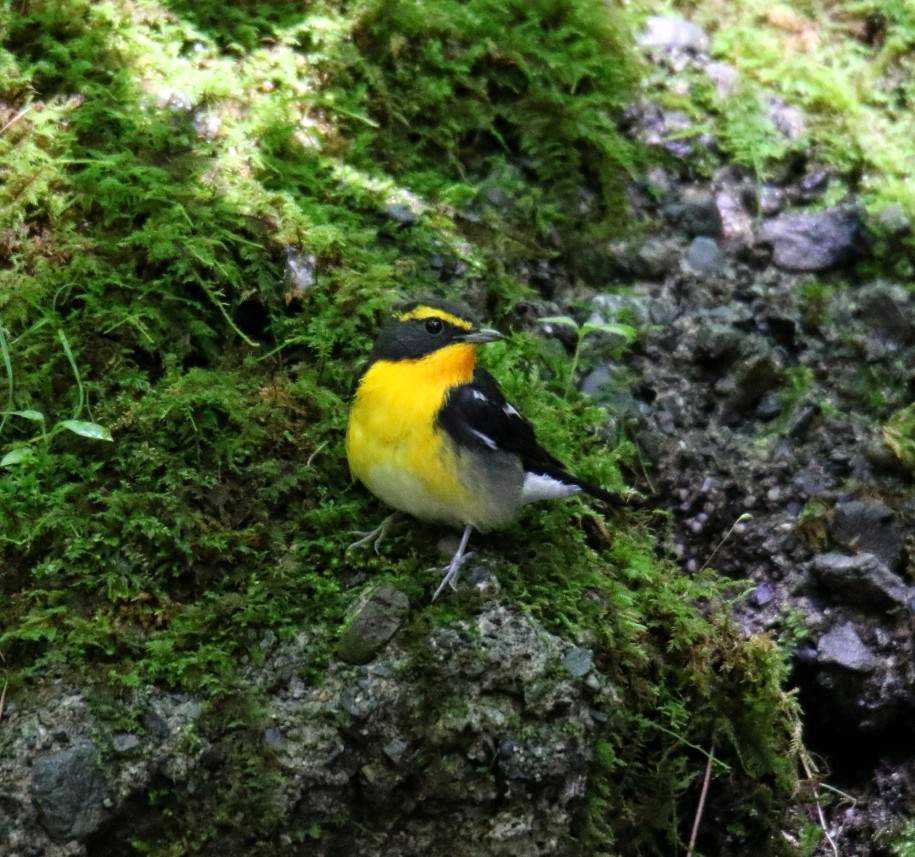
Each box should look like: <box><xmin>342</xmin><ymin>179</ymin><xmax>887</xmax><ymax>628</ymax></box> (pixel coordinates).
<box><xmin>345</xmin><ymin>298</ymin><xmax>630</xmax><ymax>600</ymax></box>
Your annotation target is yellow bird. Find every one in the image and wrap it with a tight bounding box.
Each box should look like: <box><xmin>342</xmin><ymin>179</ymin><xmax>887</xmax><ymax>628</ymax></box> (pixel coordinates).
<box><xmin>345</xmin><ymin>299</ymin><xmax>626</xmax><ymax>600</ymax></box>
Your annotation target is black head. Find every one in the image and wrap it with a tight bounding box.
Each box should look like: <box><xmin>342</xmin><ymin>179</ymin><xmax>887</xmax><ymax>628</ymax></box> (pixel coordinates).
<box><xmin>371</xmin><ymin>298</ymin><xmax>502</xmax><ymax>361</ymax></box>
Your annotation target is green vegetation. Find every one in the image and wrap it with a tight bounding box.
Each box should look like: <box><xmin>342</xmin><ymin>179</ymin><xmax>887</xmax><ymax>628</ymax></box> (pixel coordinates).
<box><xmin>0</xmin><ymin>0</ymin><xmax>803</xmax><ymax>853</ymax></box>
<box><xmin>648</xmin><ymin>0</ymin><xmax>915</xmax><ymax>277</ymax></box>
<box><xmin>884</xmin><ymin>402</ymin><xmax>915</xmax><ymax>475</ymax></box>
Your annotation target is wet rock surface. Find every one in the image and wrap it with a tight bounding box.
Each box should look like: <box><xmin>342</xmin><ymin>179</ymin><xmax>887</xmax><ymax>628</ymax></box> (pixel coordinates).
<box><xmin>576</xmin><ymin>17</ymin><xmax>915</xmax><ymax>850</ymax></box>
<box><xmin>0</xmin><ymin>605</ymin><xmax>607</xmax><ymax>856</ymax></box>
<box><xmin>337</xmin><ymin>582</ymin><xmax>410</xmax><ymax>664</ymax></box>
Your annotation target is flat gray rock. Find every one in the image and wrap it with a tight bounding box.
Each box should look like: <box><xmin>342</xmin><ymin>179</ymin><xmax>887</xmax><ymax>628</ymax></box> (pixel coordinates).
<box><xmin>30</xmin><ymin>741</ymin><xmax>109</xmax><ymax>841</ymax></box>
<box><xmin>639</xmin><ymin>15</ymin><xmax>709</xmax><ymax>54</ymax></box>
<box><xmin>830</xmin><ymin>500</ymin><xmax>904</xmax><ymax>573</ymax></box>
<box><xmin>337</xmin><ymin>583</ymin><xmax>410</xmax><ymax>664</ymax></box>
<box><xmin>757</xmin><ymin>206</ymin><xmax>862</xmax><ymax>271</ymax></box>
<box><xmin>816</xmin><ymin>623</ymin><xmax>877</xmax><ymax>673</ymax></box>
<box><xmin>810</xmin><ymin>552</ymin><xmax>910</xmax><ymax>610</ymax></box>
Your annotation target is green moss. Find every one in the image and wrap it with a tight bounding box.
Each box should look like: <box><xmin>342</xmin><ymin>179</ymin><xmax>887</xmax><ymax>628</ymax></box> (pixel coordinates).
<box><xmin>0</xmin><ymin>0</ymin><xmax>801</xmax><ymax>853</ymax></box>
<box><xmin>671</xmin><ymin>0</ymin><xmax>915</xmax><ymax>278</ymax></box>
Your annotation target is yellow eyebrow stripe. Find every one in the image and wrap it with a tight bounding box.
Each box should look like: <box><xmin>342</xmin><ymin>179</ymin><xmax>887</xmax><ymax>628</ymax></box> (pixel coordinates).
<box><xmin>398</xmin><ymin>305</ymin><xmax>473</xmax><ymax>330</ymax></box>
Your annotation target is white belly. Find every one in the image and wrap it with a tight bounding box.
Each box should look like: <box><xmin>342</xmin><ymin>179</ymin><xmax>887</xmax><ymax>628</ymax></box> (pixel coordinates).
<box><xmin>363</xmin><ymin>462</ymin><xmax>465</xmax><ymax>526</ymax></box>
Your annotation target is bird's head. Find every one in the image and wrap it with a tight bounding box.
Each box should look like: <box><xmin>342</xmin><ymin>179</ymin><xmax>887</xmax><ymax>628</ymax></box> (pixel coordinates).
<box><xmin>371</xmin><ymin>299</ymin><xmax>503</xmax><ymax>362</ymax></box>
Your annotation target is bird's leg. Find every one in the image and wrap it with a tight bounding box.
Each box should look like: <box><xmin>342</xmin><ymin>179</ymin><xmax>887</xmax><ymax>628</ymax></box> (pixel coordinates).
<box><xmin>346</xmin><ymin>512</ymin><xmax>400</xmax><ymax>555</ymax></box>
<box><xmin>432</xmin><ymin>524</ymin><xmax>475</xmax><ymax>602</ymax></box>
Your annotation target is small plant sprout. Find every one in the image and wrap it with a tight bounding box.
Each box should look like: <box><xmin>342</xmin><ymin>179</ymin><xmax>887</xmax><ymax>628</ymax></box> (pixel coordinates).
<box><xmin>0</xmin><ymin>330</ymin><xmax>113</xmax><ymax>467</ymax></box>
<box><xmin>699</xmin><ymin>512</ymin><xmax>753</xmax><ymax>573</ymax></box>
<box><xmin>538</xmin><ymin>314</ymin><xmax>637</xmax><ymax>395</ymax></box>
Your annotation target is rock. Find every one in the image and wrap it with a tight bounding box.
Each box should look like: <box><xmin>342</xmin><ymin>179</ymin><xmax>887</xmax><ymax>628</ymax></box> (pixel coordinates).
<box><xmin>664</xmin><ymin>188</ymin><xmax>723</xmax><ymax>237</ymax></box>
<box><xmin>871</xmin><ymin>203</ymin><xmax>912</xmax><ymax>238</ymax></box>
<box><xmin>284</xmin><ymin>248</ymin><xmax>317</xmax><ymax>294</ymax></box>
<box><xmin>633</xmin><ymin>238</ymin><xmax>677</xmax><ymax>279</ymax></box>
<box><xmin>192</xmin><ymin>110</ymin><xmax>221</xmax><ymax>140</ymax></box>
<box><xmin>810</xmin><ymin>552</ymin><xmax>910</xmax><ymax>610</ymax></box>
<box><xmin>856</xmin><ymin>284</ymin><xmax>914</xmax><ymax>348</ymax></box>
<box><xmin>561</xmin><ymin>646</ymin><xmax>593</xmax><ymax>678</ymax></box>
<box><xmin>715</xmin><ymin>186</ymin><xmax>754</xmax><ymax>245</ymax></box>
<box><xmin>706</xmin><ymin>61</ymin><xmax>739</xmax><ymax>98</ymax></box>
<box><xmin>757</xmin><ymin>206</ymin><xmax>863</xmax><ymax>271</ymax></box>
<box><xmin>383</xmin><ymin>201</ymin><xmax>418</xmax><ymax>225</ymax></box>
<box><xmin>627</xmin><ymin>102</ymin><xmax>705</xmax><ymax>160</ymax></box>
<box><xmin>639</xmin><ymin>15</ymin><xmax>709</xmax><ymax>56</ymax></box>
<box><xmin>30</xmin><ymin>741</ymin><xmax>109</xmax><ymax>841</ymax></box>
<box><xmin>755</xmin><ymin>391</ymin><xmax>782</xmax><ymax>420</ymax></box>
<box><xmin>264</xmin><ymin>603</ymin><xmax>600</xmax><ymax>852</ymax></box>
<box><xmin>765</xmin><ymin>94</ymin><xmax>806</xmax><ymax>140</ymax></box>
<box><xmin>685</xmin><ymin>236</ymin><xmax>722</xmax><ymax>276</ymax></box>
<box><xmin>337</xmin><ymin>583</ymin><xmax>410</xmax><ymax>664</ymax></box>
<box><xmin>830</xmin><ymin>500</ymin><xmax>904</xmax><ymax>573</ymax></box>
<box><xmin>727</xmin><ymin>349</ymin><xmax>784</xmax><ymax>415</ymax></box>
<box><xmin>758</xmin><ymin>185</ymin><xmax>785</xmax><ymax>217</ymax></box>
<box><xmin>580</xmin><ymin>365</ymin><xmax>613</xmax><ymax>397</ymax></box>
<box><xmin>588</xmin><ymin>292</ymin><xmax>651</xmax><ymax>329</ymax></box>
<box><xmin>815</xmin><ymin>623</ymin><xmax>878</xmax><ymax>672</ymax></box>
<box><xmin>112</xmin><ymin>733</ymin><xmax>141</xmax><ymax>754</ymax></box>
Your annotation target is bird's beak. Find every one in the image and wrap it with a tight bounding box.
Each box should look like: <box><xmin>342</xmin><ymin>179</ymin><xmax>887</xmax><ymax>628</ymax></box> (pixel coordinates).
<box><xmin>460</xmin><ymin>327</ymin><xmax>503</xmax><ymax>344</ymax></box>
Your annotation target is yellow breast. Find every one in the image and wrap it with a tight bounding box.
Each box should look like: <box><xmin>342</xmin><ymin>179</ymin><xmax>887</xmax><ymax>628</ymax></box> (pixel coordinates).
<box><xmin>345</xmin><ymin>344</ymin><xmax>477</xmax><ymax>526</ymax></box>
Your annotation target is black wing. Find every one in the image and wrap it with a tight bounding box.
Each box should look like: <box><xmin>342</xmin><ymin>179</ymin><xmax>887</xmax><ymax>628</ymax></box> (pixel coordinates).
<box><xmin>437</xmin><ymin>369</ymin><xmax>622</xmax><ymax>504</ymax></box>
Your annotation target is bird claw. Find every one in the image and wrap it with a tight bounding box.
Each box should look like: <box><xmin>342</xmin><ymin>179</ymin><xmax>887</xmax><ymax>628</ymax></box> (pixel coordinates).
<box><xmin>432</xmin><ymin>548</ymin><xmax>475</xmax><ymax>602</ymax></box>
<box><xmin>345</xmin><ymin>513</ymin><xmax>398</xmax><ymax>555</ymax></box>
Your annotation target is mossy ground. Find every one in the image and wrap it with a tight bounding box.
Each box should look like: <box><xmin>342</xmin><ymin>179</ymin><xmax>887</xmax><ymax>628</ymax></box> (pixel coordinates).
<box><xmin>0</xmin><ymin>0</ymin><xmax>814</xmax><ymax>853</ymax></box>
<box><xmin>652</xmin><ymin>0</ymin><xmax>915</xmax><ymax>280</ymax></box>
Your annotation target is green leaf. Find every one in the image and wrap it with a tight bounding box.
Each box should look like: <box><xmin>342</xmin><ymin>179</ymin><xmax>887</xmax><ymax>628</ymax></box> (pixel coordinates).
<box><xmin>7</xmin><ymin>409</ymin><xmax>45</xmax><ymax>422</ymax></box>
<box><xmin>580</xmin><ymin>321</ymin><xmax>638</xmax><ymax>340</ymax></box>
<box><xmin>538</xmin><ymin>315</ymin><xmax>579</xmax><ymax>329</ymax></box>
<box><xmin>58</xmin><ymin>420</ymin><xmax>113</xmax><ymax>441</ymax></box>
<box><xmin>1</xmin><ymin>447</ymin><xmax>35</xmax><ymax>466</ymax></box>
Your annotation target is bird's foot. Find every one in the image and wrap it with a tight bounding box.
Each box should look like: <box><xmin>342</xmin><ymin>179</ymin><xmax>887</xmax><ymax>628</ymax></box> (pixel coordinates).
<box><xmin>346</xmin><ymin>513</ymin><xmax>399</xmax><ymax>555</ymax></box>
<box><xmin>431</xmin><ymin>524</ymin><xmax>475</xmax><ymax>602</ymax></box>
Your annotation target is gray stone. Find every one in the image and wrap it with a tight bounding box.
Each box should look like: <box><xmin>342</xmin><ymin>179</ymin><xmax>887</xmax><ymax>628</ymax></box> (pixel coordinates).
<box><xmin>337</xmin><ymin>583</ymin><xmax>410</xmax><ymax>664</ymax></box>
<box><xmin>857</xmin><ymin>284</ymin><xmax>914</xmax><ymax>347</ymax></box>
<box><xmin>758</xmin><ymin>185</ymin><xmax>785</xmax><ymax>217</ymax></box>
<box><xmin>192</xmin><ymin>110</ymin><xmax>221</xmax><ymax>139</ymax></box>
<box><xmin>30</xmin><ymin>741</ymin><xmax>109</xmax><ymax>841</ymax></box>
<box><xmin>639</xmin><ymin>15</ymin><xmax>709</xmax><ymax>55</ymax></box>
<box><xmin>664</xmin><ymin>188</ymin><xmax>723</xmax><ymax>237</ymax></box>
<box><xmin>285</xmin><ymin>248</ymin><xmax>317</xmax><ymax>294</ymax></box>
<box><xmin>580</xmin><ymin>365</ymin><xmax>614</xmax><ymax>398</ymax></box>
<box><xmin>706</xmin><ymin>61</ymin><xmax>739</xmax><ymax>98</ymax></box>
<box><xmin>383</xmin><ymin>202</ymin><xmax>418</xmax><ymax>225</ymax></box>
<box><xmin>871</xmin><ymin>203</ymin><xmax>911</xmax><ymax>237</ymax></box>
<box><xmin>830</xmin><ymin>500</ymin><xmax>904</xmax><ymax>572</ymax></box>
<box><xmin>755</xmin><ymin>391</ymin><xmax>782</xmax><ymax>420</ymax></box>
<box><xmin>715</xmin><ymin>186</ymin><xmax>754</xmax><ymax>245</ymax></box>
<box><xmin>766</xmin><ymin>94</ymin><xmax>806</xmax><ymax>140</ymax></box>
<box><xmin>112</xmin><ymin>733</ymin><xmax>140</xmax><ymax>754</ymax></box>
<box><xmin>630</xmin><ymin>103</ymin><xmax>703</xmax><ymax>160</ymax></box>
<box><xmin>634</xmin><ymin>238</ymin><xmax>677</xmax><ymax>279</ymax></box>
<box><xmin>757</xmin><ymin>206</ymin><xmax>862</xmax><ymax>272</ymax></box>
<box><xmin>816</xmin><ymin>623</ymin><xmax>877</xmax><ymax>672</ymax></box>
<box><xmin>810</xmin><ymin>552</ymin><xmax>910</xmax><ymax>610</ymax></box>
<box><xmin>561</xmin><ymin>646</ymin><xmax>593</xmax><ymax>678</ymax></box>
<box><xmin>685</xmin><ymin>236</ymin><xmax>722</xmax><ymax>276</ymax></box>
<box><xmin>727</xmin><ymin>350</ymin><xmax>784</xmax><ymax>414</ymax></box>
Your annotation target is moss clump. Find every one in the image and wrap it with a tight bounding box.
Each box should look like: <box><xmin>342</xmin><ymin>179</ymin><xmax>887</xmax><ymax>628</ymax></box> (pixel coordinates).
<box><xmin>884</xmin><ymin>403</ymin><xmax>915</xmax><ymax>476</ymax></box>
<box><xmin>1</xmin><ymin>0</ymin><xmax>799</xmax><ymax>853</ymax></box>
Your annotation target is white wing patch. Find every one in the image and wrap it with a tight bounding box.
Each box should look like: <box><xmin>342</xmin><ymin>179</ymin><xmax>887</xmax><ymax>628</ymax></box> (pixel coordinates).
<box><xmin>521</xmin><ymin>471</ymin><xmax>581</xmax><ymax>503</ymax></box>
<box><xmin>471</xmin><ymin>389</ymin><xmax>488</xmax><ymax>402</ymax></box>
<box><xmin>504</xmin><ymin>403</ymin><xmax>519</xmax><ymax>417</ymax></box>
<box><xmin>469</xmin><ymin>428</ymin><xmax>498</xmax><ymax>450</ymax></box>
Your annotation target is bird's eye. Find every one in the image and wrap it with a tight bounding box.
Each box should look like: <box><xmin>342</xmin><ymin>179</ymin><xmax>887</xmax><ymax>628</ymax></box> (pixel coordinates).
<box><xmin>425</xmin><ymin>317</ymin><xmax>443</xmax><ymax>335</ymax></box>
